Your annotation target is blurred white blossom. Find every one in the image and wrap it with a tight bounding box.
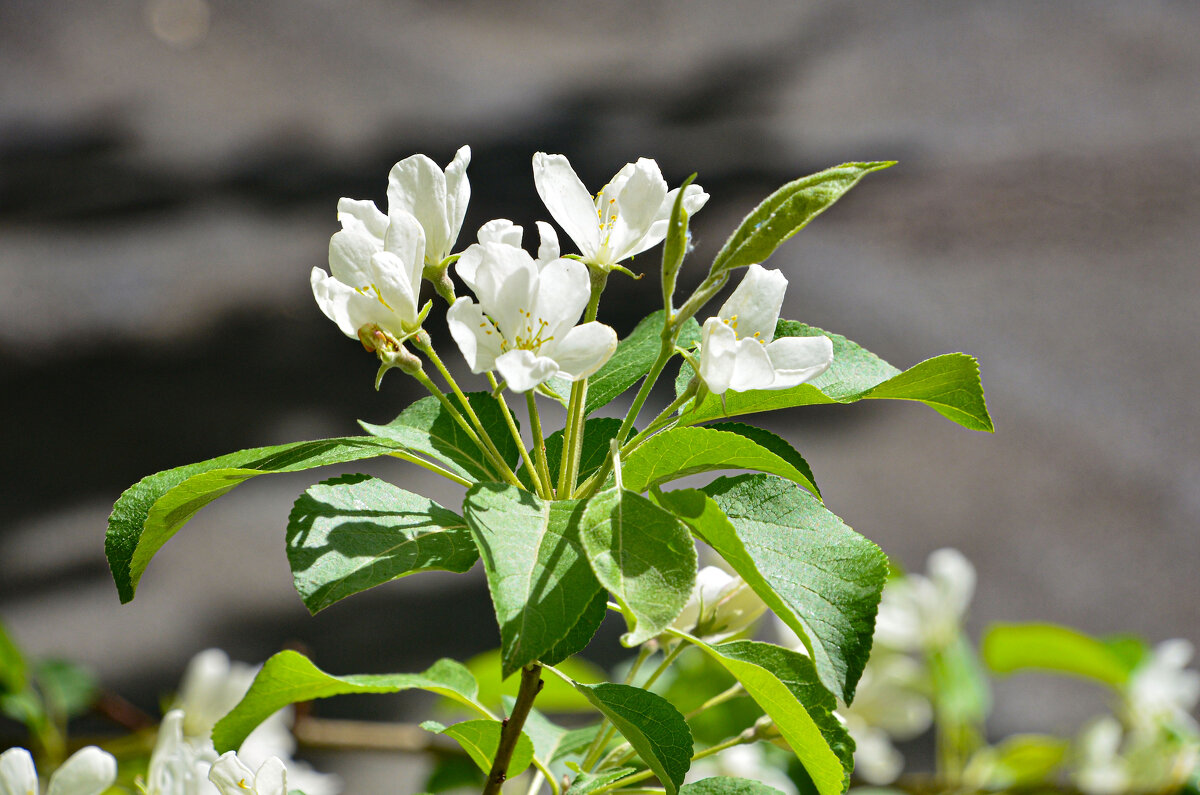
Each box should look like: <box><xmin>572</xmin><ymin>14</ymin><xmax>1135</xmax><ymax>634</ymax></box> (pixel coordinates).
<box><xmin>672</xmin><ymin>566</ymin><xmax>767</xmax><ymax>642</ymax></box>
<box><xmin>874</xmin><ymin>548</ymin><xmax>975</xmax><ymax>653</ymax></box>
<box><xmin>0</xmin><ymin>745</ymin><xmax>116</xmax><ymax>795</ymax></box>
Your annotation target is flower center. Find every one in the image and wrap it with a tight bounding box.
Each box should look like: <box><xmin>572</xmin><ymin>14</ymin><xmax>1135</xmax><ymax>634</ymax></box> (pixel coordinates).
<box><xmin>494</xmin><ymin>308</ymin><xmax>554</xmax><ymax>354</ymax></box>
<box><xmin>724</xmin><ymin>314</ymin><xmax>766</xmax><ymax>345</ymax></box>
<box><xmin>354</xmin><ymin>283</ymin><xmax>394</xmax><ymax>312</ymax></box>
<box><xmin>595</xmin><ymin>192</ymin><xmax>618</xmax><ymax>254</ymax></box>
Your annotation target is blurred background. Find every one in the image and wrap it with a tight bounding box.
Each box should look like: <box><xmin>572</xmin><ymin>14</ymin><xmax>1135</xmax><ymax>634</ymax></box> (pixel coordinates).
<box><xmin>2</xmin><ymin>0</ymin><xmax>1197</xmax><ymax>787</ymax></box>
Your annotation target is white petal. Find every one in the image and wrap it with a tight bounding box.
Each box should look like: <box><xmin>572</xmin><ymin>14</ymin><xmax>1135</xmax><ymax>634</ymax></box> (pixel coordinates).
<box><xmin>336</xmin><ymin>198</ymin><xmax>388</xmax><ymax>242</ymax></box>
<box><xmin>443</xmin><ymin>145</ymin><xmax>471</xmax><ymax>254</ymax></box>
<box><xmin>328</xmin><ymin>227</ymin><xmax>381</xmax><ymax>287</ymax></box>
<box><xmin>471</xmin><ymin>242</ymin><xmax>538</xmax><ymax>321</ymax></box>
<box><xmin>546</xmin><ymin>322</ymin><xmax>618</xmax><ymax>381</ymax></box>
<box><xmin>490</xmin><ymin>254</ymin><xmax>539</xmax><ymax>342</ymax></box>
<box><xmin>531</xmin><ymin>257</ymin><xmax>591</xmax><ymax>342</ymax></box>
<box><xmin>495</xmin><ymin>349</ymin><xmax>558</xmax><ymax>393</ymax></box>
<box><xmin>607</xmin><ymin>158</ymin><xmax>667</xmax><ymax>260</ymax></box>
<box><xmin>387</xmin><ymin>153</ymin><xmax>451</xmax><ymax>263</ymax></box>
<box><xmin>382</xmin><ymin>209</ymin><xmax>426</xmax><ymax>302</ymax></box>
<box><xmin>698</xmin><ymin>318</ymin><xmax>738</xmax><ymax>395</ymax></box>
<box><xmin>727</xmin><ymin>337</ymin><xmax>777</xmax><ymax>392</ymax></box>
<box><xmin>533</xmin><ymin>152</ymin><xmax>601</xmax><ymax>257</ymax></box>
<box><xmin>453</xmin><ymin>243</ymin><xmax>486</xmax><ymax>294</ymax></box>
<box><xmin>447</xmin><ymin>297</ymin><xmax>503</xmax><ymax>374</ymax></box>
<box><xmin>477</xmin><ymin>218</ymin><xmax>524</xmax><ymax>247</ymax></box>
<box><xmin>371</xmin><ymin>252</ymin><xmax>420</xmax><ymax>326</ymax></box>
<box><xmin>311</xmin><ymin>268</ymin><xmax>395</xmax><ymax>339</ymax></box>
<box><xmin>763</xmin><ymin>335</ymin><xmax>833</xmax><ymax>390</ymax></box>
<box><xmin>928</xmin><ymin>548</ymin><xmax>976</xmax><ymax>620</ymax></box>
<box><xmin>0</xmin><ymin>747</ymin><xmax>38</xmax><ymax>795</ymax></box>
<box><xmin>628</xmin><ymin>182</ymin><xmax>710</xmax><ymax>259</ymax></box>
<box><xmin>46</xmin><ymin>747</ymin><xmax>117</xmax><ymax>795</ymax></box>
<box><xmin>535</xmin><ymin>221</ymin><xmax>560</xmax><ymax>264</ymax></box>
<box><xmin>719</xmin><ymin>264</ymin><xmax>786</xmax><ymax>341</ymax></box>
<box><xmin>252</xmin><ymin>758</ymin><xmax>288</xmax><ymax>795</ymax></box>
<box><xmin>208</xmin><ymin>752</ymin><xmax>258</xmax><ymax>795</ymax></box>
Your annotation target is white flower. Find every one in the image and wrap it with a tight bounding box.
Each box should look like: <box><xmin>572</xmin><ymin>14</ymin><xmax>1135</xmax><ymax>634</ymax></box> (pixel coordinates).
<box><xmin>697</xmin><ymin>264</ymin><xmax>833</xmax><ymax>395</ymax></box>
<box><xmin>310</xmin><ymin>195</ymin><xmax>427</xmax><ymax>346</ymax></box>
<box><xmin>532</xmin><ymin>152</ymin><xmax>708</xmax><ymax>271</ymax></box>
<box><xmin>207</xmin><ymin>753</ymin><xmax>287</xmax><ymax>795</ymax></box>
<box><xmin>874</xmin><ymin>548</ymin><xmax>975</xmax><ymax>652</ymax></box>
<box><xmin>386</xmin><ymin>145</ymin><xmax>471</xmax><ymax>266</ymax></box>
<box><xmin>837</xmin><ymin>650</ymin><xmax>933</xmax><ymax>785</ymax></box>
<box><xmin>447</xmin><ymin>242</ymin><xmax>618</xmax><ymax>393</ymax></box>
<box><xmin>146</xmin><ymin>710</ymin><xmax>218</xmax><ymax>795</ymax></box>
<box><xmin>670</xmin><ymin>565</ymin><xmax>766</xmax><ymax>641</ymax></box>
<box><xmin>1126</xmin><ymin>639</ymin><xmax>1200</xmax><ymax>733</ymax></box>
<box><xmin>476</xmin><ymin>219</ymin><xmax>560</xmax><ymax>265</ymax></box>
<box><xmin>0</xmin><ymin>746</ymin><xmax>116</xmax><ymax>795</ymax></box>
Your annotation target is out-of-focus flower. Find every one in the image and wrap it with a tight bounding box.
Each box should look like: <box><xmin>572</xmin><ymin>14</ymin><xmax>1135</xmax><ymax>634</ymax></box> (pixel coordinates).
<box><xmin>697</xmin><ymin>264</ymin><xmax>832</xmax><ymax>395</ymax></box>
<box><xmin>838</xmin><ymin>650</ymin><xmax>933</xmax><ymax>785</ymax></box>
<box><xmin>207</xmin><ymin>753</ymin><xmax>287</xmax><ymax>795</ymax></box>
<box><xmin>146</xmin><ymin>709</ymin><xmax>217</xmax><ymax>795</ymax></box>
<box><xmin>1126</xmin><ymin>638</ymin><xmax>1200</xmax><ymax>733</ymax></box>
<box><xmin>685</xmin><ymin>743</ymin><xmax>797</xmax><ymax>795</ymax></box>
<box><xmin>671</xmin><ymin>566</ymin><xmax>767</xmax><ymax>641</ymax></box>
<box><xmin>874</xmin><ymin>548</ymin><xmax>975</xmax><ymax>652</ymax></box>
<box><xmin>386</xmin><ymin>146</ymin><xmax>471</xmax><ymax>267</ymax></box>
<box><xmin>532</xmin><ymin>152</ymin><xmax>708</xmax><ymax>272</ymax></box>
<box><xmin>1072</xmin><ymin>714</ymin><xmax>1199</xmax><ymax>795</ymax></box>
<box><xmin>0</xmin><ymin>745</ymin><xmax>116</xmax><ymax>795</ymax></box>
<box><xmin>171</xmin><ymin>649</ymin><xmax>341</xmax><ymax>795</ymax></box>
<box><xmin>447</xmin><ymin>241</ymin><xmax>617</xmax><ymax>392</ymax></box>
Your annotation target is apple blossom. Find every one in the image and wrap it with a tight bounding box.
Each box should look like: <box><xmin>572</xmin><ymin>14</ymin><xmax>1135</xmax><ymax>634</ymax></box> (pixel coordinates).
<box><xmin>532</xmin><ymin>152</ymin><xmax>708</xmax><ymax>271</ymax></box>
<box><xmin>207</xmin><ymin>753</ymin><xmax>287</xmax><ymax>795</ymax></box>
<box><xmin>386</xmin><ymin>145</ymin><xmax>471</xmax><ymax>267</ymax></box>
<box><xmin>874</xmin><ymin>547</ymin><xmax>976</xmax><ymax>652</ymax></box>
<box><xmin>697</xmin><ymin>264</ymin><xmax>833</xmax><ymax>395</ymax></box>
<box><xmin>447</xmin><ymin>241</ymin><xmax>618</xmax><ymax>393</ymax></box>
<box><xmin>670</xmin><ymin>565</ymin><xmax>766</xmax><ymax>641</ymax></box>
<box><xmin>0</xmin><ymin>746</ymin><xmax>116</xmax><ymax>795</ymax></box>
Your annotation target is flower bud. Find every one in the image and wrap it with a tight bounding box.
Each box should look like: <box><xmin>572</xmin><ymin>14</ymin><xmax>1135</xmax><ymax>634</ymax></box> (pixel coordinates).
<box><xmin>671</xmin><ymin>566</ymin><xmax>767</xmax><ymax>641</ymax></box>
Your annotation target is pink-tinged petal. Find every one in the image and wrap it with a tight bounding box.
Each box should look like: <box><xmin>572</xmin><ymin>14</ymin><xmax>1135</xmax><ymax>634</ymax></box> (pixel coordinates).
<box><xmin>532</xmin><ymin>257</ymin><xmax>591</xmax><ymax>342</ymax></box>
<box><xmin>495</xmin><ymin>349</ymin><xmax>558</xmax><ymax>393</ymax></box>
<box><xmin>546</xmin><ymin>322</ymin><xmax>618</xmax><ymax>381</ymax></box>
<box><xmin>0</xmin><ymin>747</ymin><xmax>38</xmax><ymax>795</ymax></box>
<box><xmin>328</xmin><ymin>227</ymin><xmax>381</xmax><ymax>286</ymax></box>
<box><xmin>719</xmin><ymin>264</ymin><xmax>786</xmax><ymax>341</ymax></box>
<box><xmin>608</xmin><ymin>158</ymin><xmax>667</xmax><ymax>260</ymax></box>
<box><xmin>47</xmin><ymin>747</ymin><xmax>117</xmax><ymax>795</ymax></box>
<box><xmin>763</xmin><ymin>333</ymin><xmax>830</xmax><ymax>391</ymax></box>
<box><xmin>387</xmin><ymin>154</ymin><xmax>450</xmax><ymax>262</ymax></box>
<box><xmin>477</xmin><ymin>219</ymin><xmax>524</xmax><ymax>247</ymax></box>
<box><xmin>535</xmin><ymin>221</ymin><xmax>560</xmax><ymax>264</ymax></box>
<box><xmin>336</xmin><ymin>198</ymin><xmax>388</xmax><ymax>242</ymax></box>
<box><xmin>209</xmin><ymin>752</ymin><xmax>257</xmax><ymax>795</ymax></box>
<box><xmin>252</xmin><ymin>758</ymin><xmax>288</xmax><ymax>795</ymax></box>
<box><xmin>728</xmin><ymin>337</ymin><xmax>777</xmax><ymax>392</ymax></box>
<box><xmin>444</xmin><ymin>145</ymin><xmax>471</xmax><ymax>251</ymax></box>
<box><xmin>635</xmin><ymin>183</ymin><xmax>710</xmax><ymax>257</ymax></box>
<box><xmin>533</xmin><ymin>152</ymin><xmax>601</xmax><ymax>257</ymax></box>
<box><xmin>383</xmin><ymin>209</ymin><xmax>426</xmax><ymax>301</ymax></box>
<box><xmin>698</xmin><ymin>318</ymin><xmax>738</xmax><ymax>395</ymax></box>
<box><xmin>447</xmin><ymin>297</ymin><xmax>503</xmax><ymax>374</ymax></box>
<box><xmin>763</xmin><ymin>335</ymin><xmax>833</xmax><ymax>390</ymax></box>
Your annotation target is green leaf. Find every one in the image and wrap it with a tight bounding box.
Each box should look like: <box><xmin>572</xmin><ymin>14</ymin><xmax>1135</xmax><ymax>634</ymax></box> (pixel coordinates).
<box><xmin>212</xmin><ymin>650</ymin><xmax>486</xmax><ymax>753</ymax></box>
<box><xmin>622</xmin><ymin>425</ymin><xmax>818</xmax><ymax>496</ymax></box>
<box><xmin>677</xmin><ymin>322</ymin><xmax>993</xmax><ymax>433</ymax></box>
<box><xmin>709</xmin><ymin>162</ymin><xmax>894</xmax><ymax>278</ymax></box>
<box><xmin>579</xmin><ymin>489</ymin><xmax>697</xmax><ymax>646</ymax></box>
<box><xmin>657</xmin><ymin>477</ymin><xmax>887</xmax><ymax>703</ymax></box>
<box><xmin>463</xmin><ymin>484</ymin><xmax>603</xmax><ymax>678</ymax></box>
<box><xmin>565</xmin><ymin>768</ymin><xmax>637</xmax><ymax>795</ymax></box>
<box><xmin>0</xmin><ymin>619</ymin><xmax>27</xmax><ymax>694</ymax></box>
<box><xmin>519</xmin><ymin>418</ymin><xmax>624</xmax><ymax>492</ymax></box>
<box><xmin>360</xmin><ymin>392</ymin><xmax>521</xmax><ymax>482</ymax></box>
<box><xmin>285</xmin><ymin>474</ymin><xmax>478</xmax><ymax>613</ymax></box>
<box><xmin>964</xmin><ymin>734</ymin><xmax>1068</xmax><ymax>789</ymax></box>
<box><xmin>514</xmin><ymin>705</ymin><xmax>567</xmax><ymax>769</ymax></box>
<box><xmin>541</xmin><ymin>589</ymin><xmax>610</xmax><ymax>668</ymax></box>
<box><xmin>662</xmin><ymin>174</ymin><xmax>696</xmax><ymax>310</ymax></box>
<box><xmin>547</xmin><ymin>311</ymin><xmax>703</xmax><ymax>415</ymax></box>
<box><xmin>554</xmin><ymin>725</ymin><xmax>604</xmax><ymax>762</ymax></box>
<box><xmin>681</xmin><ymin>777</ymin><xmax>788</xmax><ymax>795</ymax></box>
<box><xmin>573</xmin><ymin>682</ymin><xmax>693</xmax><ymax>795</ymax></box>
<box><xmin>675</xmin><ymin>636</ymin><xmax>851</xmax><ymax>795</ymax></box>
<box><xmin>106</xmin><ymin>436</ymin><xmax>414</xmax><ymax>603</ymax></box>
<box><xmin>462</xmin><ymin>650</ymin><xmax>604</xmax><ymax>714</ymax></box>
<box><xmin>428</xmin><ymin>719</ymin><xmax>534</xmax><ymax>779</ymax></box>
<box><xmin>34</xmin><ymin>659</ymin><xmax>98</xmax><ymax>720</ymax></box>
<box><xmin>982</xmin><ymin>623</ymin><xmax>1141</xmax><ymax>687</ymax></box>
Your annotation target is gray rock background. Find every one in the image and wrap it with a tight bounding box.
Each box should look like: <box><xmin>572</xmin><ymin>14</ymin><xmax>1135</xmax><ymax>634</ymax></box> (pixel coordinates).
<box><xmin>2</xmin><ymin>0</ymin><xmax>1197</xmax><ymax>786</ymax></box>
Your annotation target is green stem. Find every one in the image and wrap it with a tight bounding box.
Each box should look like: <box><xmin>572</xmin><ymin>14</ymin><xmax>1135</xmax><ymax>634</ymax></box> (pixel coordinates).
<box><xmin>526</xmin><ymin>391</ymin><xmax>555</xmax><ymax>499</ymax></box>
<box><xmin>614</xmin><ymin>337</ymin><xmax>676</xmax><ymax>448</ymax></box>
<box><xmin>482</xmin><ymin>664</ymin><xmax>544</xmax><ymax>795</ymax></box>
<box><xmin>558</xmin><ymin>267</ymin><xmax>608</xmax><ymax>495</ymax></box>
<box><xmin>386</xmin><ymin>451</ymin><xmax>473</xmax><ymax>488</ymax></box>
<box><xmin>487</xmin><ymin>373</ymin><xmax>546</xmax><ymax>498</ymax></box>
<box><xmin>594</xmin><ymin>727</ymin><xmax>756</xmax><ymax>794</ymax></box>
<box><xmin>682</xmin><ymin>683</ymin><xmax>745</xmax><ymax>721</ymax></box>
<box><xmin>414</xmin><ymin>336</ymin><xmax>521</xmax><ymax>487</ymax></box>
<box><xmin>581</xmin><ymin>646</ymin><xmax>656</xmax><ymax>771</ymax></box>
<box><xmin>598</xmin><ymin>644</ymin><xmax>688</xmax><ymax>770</ymax></box>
